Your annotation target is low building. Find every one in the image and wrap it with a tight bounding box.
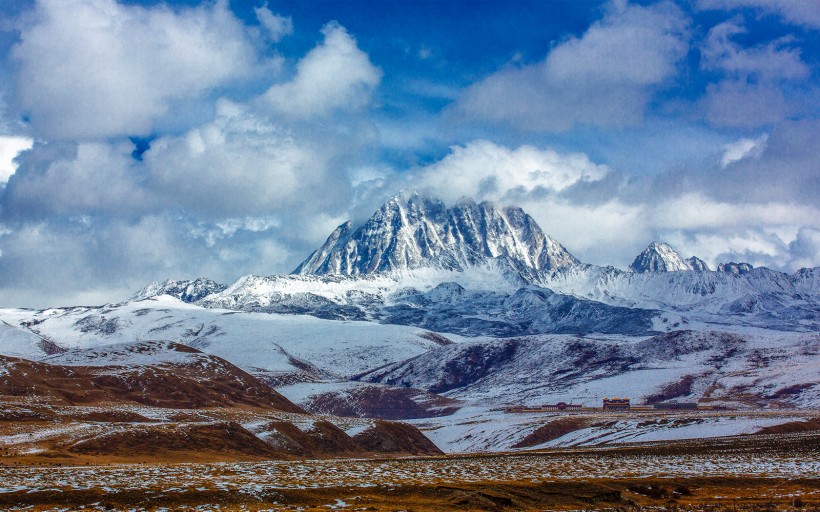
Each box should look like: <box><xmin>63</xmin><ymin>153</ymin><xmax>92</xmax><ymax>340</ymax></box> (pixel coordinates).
<box><xmin>542</xmin><ymin>402</ymin><xmax>582</xmax><ymax>412</ymax></box>
<box><xmin>652</xmin><ymin>401</ymin><xmax>697</xmax><ymax>410</ymax></box>
<box><xmin>602</xmin><ymin>398</ymin><xmax>630</xmax><ymax>411</ymax></box>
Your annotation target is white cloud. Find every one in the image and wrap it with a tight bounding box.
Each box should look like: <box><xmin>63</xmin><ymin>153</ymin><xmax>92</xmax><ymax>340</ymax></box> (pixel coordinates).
<box><xmin>522</xmin><ymin>198</ymin><xmax>647</xmax><ymax>261</ymax></box>
<box><xmin>145</xmin><ymin>99</ymin><xmax>341</xmax><ymax>215</ymax></box>
<box><xmin>698</xmin><ymin>18</ymin><xmax>811</xmax><ymax>128</ymax></box>
<box><xmin>788</xmin><ymin>227</ymin><xmax>820</xmax><ymax>270</ymax></box>
<box><xmin>703</xmin><ymin>80</ymin><xmax>792</xmax><ymax>128</ymax></box>
<box><xmin>721</xmin><ymin>134</ymin><xmax>768</xmax><ymax>168</ymax></box>
<box><xmin>454</xmin><ymin>1</ymin><xmax>689</xmax><ymax>131</ymax></box>
<box><xmin>697</xmin><ymin>0</ymin><xmax>820</xmax><ymax>30</ymax></box>
<box><xmin>255</xmin><ymin>4</ymin><xmax>293</xmax><ymax>42</ymax></box>
<box><xmin>654</xmin><ymin>193</ymin><xmax>818</xmax><ymax>231</ymax></box>
<box><xmin>12</xmin><ymin>0</ymin><xmax>260</xmax><ymax>139</ymax></box>
<box><xmin>0</xmin><ymin>135</ymin><xmax>33</xmax><ymax>183</ymax></box>
<box><xmin>4</xmin><ymin>140</ymin><xmax>154</xmax><ymax>215</ymax></box>
<box><xmin>412</xmin><ymin>140</ymin><xmax>610</xmax><ymax>204</ymax></box>
<box><xmin>260</xmin><ymin>22</ymin><xmax>381</xmax><ymax>118</ymax></box>
<box><xmin>702</xmin><ymin>19</ymin><xmax>809</xmax><ymax>80</ymax></box>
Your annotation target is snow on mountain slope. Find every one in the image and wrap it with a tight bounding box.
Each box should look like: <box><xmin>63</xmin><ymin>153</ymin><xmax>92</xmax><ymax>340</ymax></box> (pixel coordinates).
<box><xmin>537</xmin><ymin>264</ymin><xmax>819</xmax><ymax>330</ymax></box>
<box><xmin>124</xmin><ymin>196</ymin><xmax>817</xmax><ymax>334</ymax></box>
<box><xmin>131</xmin><ymin>278</ymin><xmax>227</xmax><ymax>303</ymax></box>
<box><xmin>686</xmin><ymin>256</ymin><xmax>710</xmax><ymax>271</ymax></box>
<box><xmin>361</xmin><ymin>329</ymin><xmax>820</xmax><ymax>409</ymax></box>
<box><xmin>196</xmin><ymin>269</ymin><xmax>662</xmax><ymax>336</ymax></box>
<box><xmin>629</xmin><ymin>242</ymin><xmax>693</xmax><ymax>272</ymax></box>
<box><xmin>0</xmin><ymin>296</ymin><xmax>444</xmax><ymax>379</ymax></box>
<box><xmin>0</xmin><ymin>317</ymin><xmax>58</xmax><ymax>359</ymax></box>
<box><xmin>294</xmin><ymin>194</ymin><xmax>578</xmax><ymax>275</ymax></box>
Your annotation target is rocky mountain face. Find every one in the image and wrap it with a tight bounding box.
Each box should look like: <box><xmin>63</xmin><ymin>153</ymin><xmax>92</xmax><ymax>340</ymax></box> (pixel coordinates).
<box><xmin>132</xmin><ymin>278</ymin><xmax>227</xmax><ymax>303</ymax></box>
<box><xmin>719</xmin><ymin>262</ymin><xmax>755</xmax><ymax>274</ymax></box>
<box><xmin>294</xmin><ymin>194</ymin><xmax>579</xmax><ymax>275</ymax></box>
<box><xmin>686</xmin><ymin>256</ymin><xmax>710</xmax><ymax>271</ymax></box>
<box><xmin>629</xmin><ymin>242</ymin><xmax>693</xmax><ymax>272</ymax></box>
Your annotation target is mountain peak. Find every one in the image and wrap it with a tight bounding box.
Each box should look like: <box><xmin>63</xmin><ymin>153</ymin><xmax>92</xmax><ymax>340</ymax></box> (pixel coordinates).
<box><xmin>131</xmin><ymin>278</ymin><xmax>227</xmax><ymax>303</ymax></box>
<box><xmin>718</xmin><ymin>262</ymin><xmax>754</xmax><ymax>274</ymax></box>
<box><xmin>294</xmin><ymin>195</ymin><xmax>578</xmax><ymax>276</ymax></box>
<box><xmin>629</xmin><ymin>242</ymin><xmax>692</xmax><ymax>273</ymax></box>
<box><xmin>686</xmin><ymin>256</ymin><xmax>710</xmax><ymax>272</ymax></box>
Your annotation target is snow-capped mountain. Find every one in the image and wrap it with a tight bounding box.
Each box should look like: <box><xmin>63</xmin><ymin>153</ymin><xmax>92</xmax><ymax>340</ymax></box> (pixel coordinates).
<box><xmin>629</xmin><ymin>242</ymin><xmax>694</xmax><ymax>272</ymax></box>
<box><xmin>686</xmin><ymin>256</ymin><xmax>710</xmax><ymax>271</ymax></box>
<box><xmin>537</xmin><ymin>264</ymin><xmax>818</xmax><ymax>330</ymax></box>
<box><xmin>119</xmin><ymin>197</ymin><xmax>817</xmax><ymax>333</ymax></box>
<box><xmin>131</xmin><ymin>278</ymin><xmax>227</xmax><ymax>303</ymax></box>
<box><xmin>0</xmin><ymin>189</ymin><xmax>817</xmax><ymax>458</ymax></box>
<box><xmin>294</xmin><ymin>194</ymin><xmax>579</xmax><ymax>275</ymax></box>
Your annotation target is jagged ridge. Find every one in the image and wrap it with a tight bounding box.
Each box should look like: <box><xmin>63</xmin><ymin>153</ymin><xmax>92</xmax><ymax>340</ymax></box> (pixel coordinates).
<box><xmin>294</xmin><ymin>194</ymin><xmax>579</xmax><ymax>276</ymax></box>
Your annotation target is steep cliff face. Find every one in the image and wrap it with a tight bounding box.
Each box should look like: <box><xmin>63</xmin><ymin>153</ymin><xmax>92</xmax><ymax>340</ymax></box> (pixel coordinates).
<box><xmin>294</xmin><ymin>194</ymin><xmax>578</xmax><ymax>275</ymax></box>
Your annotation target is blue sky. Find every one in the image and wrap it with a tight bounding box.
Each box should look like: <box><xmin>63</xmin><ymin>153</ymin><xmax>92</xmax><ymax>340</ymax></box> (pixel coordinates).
<box><xmin>0</xmin><ymin>0</ymin><xmax>818</xmax><ymax>307</ymax></box>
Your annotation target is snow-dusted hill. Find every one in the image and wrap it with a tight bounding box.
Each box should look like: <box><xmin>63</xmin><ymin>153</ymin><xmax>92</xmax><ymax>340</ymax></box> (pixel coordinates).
<box><xmin>361</xmin><ymin>329</ymin><xmax>820</xmax><ymax>409</ymax></box>
<box><xmin>194</xmin><ymin>270</ymin><xmax>663</xmax><ymax>336</ymax></box>
<box><xmin>0</xmin><ymin>296</ymin><xmax>445</xmax><ymax>380</ymax></box>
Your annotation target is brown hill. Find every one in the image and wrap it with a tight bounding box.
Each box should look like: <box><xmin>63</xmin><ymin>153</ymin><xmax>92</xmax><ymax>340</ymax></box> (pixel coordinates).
<box><xmin>353</xmin><ymin>420</ymin><xmax>444</xmax><ymax>455</ymax></box>
<box><xmin>67</xmin><ymin>421</ymin><xmax>284</xmax><ymax>460</ymax></box>
<box><xmin>303</xmin><ymin>384</ymin><xmax>461</xmax><ymax>420</ymax></box>
<box><xmin>0</xmin><ymin>341</ymin><xmax>303</xmax><ymax>412</ymax></box>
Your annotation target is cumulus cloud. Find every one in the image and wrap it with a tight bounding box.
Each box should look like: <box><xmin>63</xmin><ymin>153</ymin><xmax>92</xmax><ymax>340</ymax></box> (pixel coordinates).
<box><xmin>3</xmin><ymin>140</ymin><xmax>154</xmax><ymax>217</ymax></box>
<box><xmin>12</xmin><ymin>0</ymin><xmax>260</xmax><ymax>139</ymax></box>
<box><xmin>0</xmin><ymin>135</ymin><xmax>32</xmax><ymax>183</ymax></box>
<box><xmin>699</xmin><ymin>18</ymin><xmax>811</xmax><ymax>128</ymax></box>
<box><xmin>260</xmin><ymin>22</ymin><xmax>381</xmax><ymax>118</ymax></box>
<box><xmin>410</xmin><ymin>140</ymin><xmax>610</xmax><ymax>204</ymax></box>
<box><xmin>144</xmin><ymin>99</ymin><xmax>348</xmax><ymax>216</ymax></box>
<box><xmin>255</xmin><ymin>4</ymin><xmax>293</xmax><ymax>42</ymax></box>
<box><xmin>453</xmin><ymin>1</ymin><xmax>689</xmax><ymax>131</ymax></box>
<box><xmin>697</xmin><ymin>0</ymin><xmax>820</xmax><ymax>30</ymax></box>
<box><xmin>721</xmin><ymin>134</ymin><xmax>768</xmax><ymax>168</ymax></box>
<box><xmin>702</xmin><ymin>19</ymin><xmax>809</xmax><ymax>80</ymax></box>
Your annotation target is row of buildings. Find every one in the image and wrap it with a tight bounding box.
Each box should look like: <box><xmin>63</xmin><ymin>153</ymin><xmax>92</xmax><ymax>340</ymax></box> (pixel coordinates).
<box><xmin>505</xmin><ymin>398</ymin><xmax>700</xmax><ymax>413</ymax></box>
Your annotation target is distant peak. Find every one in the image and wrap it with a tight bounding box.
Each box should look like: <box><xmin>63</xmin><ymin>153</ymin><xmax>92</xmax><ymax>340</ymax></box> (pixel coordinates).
<box><xmin>686</xmin><ymin>256</ymin><xmax>710</xmax><ymax>272</ymax></box>
<box><xmin>629</xmin><ymin>242</ymin><xmax>692</xmax><ymax>273</ymax></box>
<box><xmin>718</xmin><ymin>262</ymin><xmax>754</xmax><ymax>274</ymax></box>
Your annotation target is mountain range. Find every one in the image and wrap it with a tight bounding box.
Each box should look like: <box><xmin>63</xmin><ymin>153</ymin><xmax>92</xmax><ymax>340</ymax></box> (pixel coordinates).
<box><xmin>1</xmin><ymin>194</ymin><xmax>818</xmax><ymax>458</ymax></box>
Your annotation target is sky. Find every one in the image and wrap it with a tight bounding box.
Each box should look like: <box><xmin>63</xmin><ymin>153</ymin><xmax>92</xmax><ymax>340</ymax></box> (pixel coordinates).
<box><xmin>0</xmin><ymin>0</ymin><xmax>818</xmax><ymax>307</ymax></box>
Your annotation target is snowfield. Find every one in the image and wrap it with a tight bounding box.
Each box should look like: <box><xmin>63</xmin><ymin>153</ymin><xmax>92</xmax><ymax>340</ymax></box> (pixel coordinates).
<box><xmin>0</xmin><ymin>296</ymin><xmax>443</xmax><ymax>378</ymax></box>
